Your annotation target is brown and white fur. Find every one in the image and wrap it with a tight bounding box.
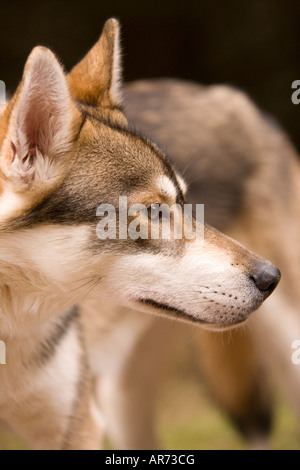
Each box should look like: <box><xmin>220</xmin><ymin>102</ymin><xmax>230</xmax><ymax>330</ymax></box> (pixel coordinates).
<box><xmin>81</xmin><ymin>79</ymin><xmax>300</xmax><ymax>449</ymax></box>
<box><xmin>0</xmin><ymin>21</ymin><xmax>280</xmax><ymax>450</ymax></box>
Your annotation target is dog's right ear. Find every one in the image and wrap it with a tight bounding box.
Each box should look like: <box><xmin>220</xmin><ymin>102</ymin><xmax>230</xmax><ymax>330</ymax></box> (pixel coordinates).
<box><xmin>68</xmin><ymin>18</ymin><xmax>122</xmax><ymax>109</ymax></box>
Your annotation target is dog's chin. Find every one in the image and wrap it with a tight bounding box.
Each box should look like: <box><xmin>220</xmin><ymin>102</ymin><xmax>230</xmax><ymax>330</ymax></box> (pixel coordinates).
<box><xmin>199</xmin><ymin>318</ymin><xmax>249</xmax><ymax>332</ymax></box>
<box><xmin>136</xmin><ymin>298</ymin><xmax>249</xmax><ymax>331</ymax></box>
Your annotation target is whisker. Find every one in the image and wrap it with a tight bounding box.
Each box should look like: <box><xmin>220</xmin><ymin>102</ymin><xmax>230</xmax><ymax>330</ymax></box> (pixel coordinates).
<box><xmin>51</xmin><ymin>276</ymin><xmax>97</xmax><ymax>311</ymax></box>
<box><xmin>181</xmin><ymin>155</ymin><xmax>200</xmax><ymax>176</ymax></box>
<box><xmin>78</xmin><ymin>277</ymin><xmax>102</xmax><ymax>303</ymax></box>
<box><xmin>35</xmin><ymin>237</ymin><xmax>72</xmax><ymax>248</ymax></box>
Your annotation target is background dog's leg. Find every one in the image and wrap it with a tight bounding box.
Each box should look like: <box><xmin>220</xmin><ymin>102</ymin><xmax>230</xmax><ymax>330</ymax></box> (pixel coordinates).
<box><xmin>193</xmin><ymin>326</ymin><xmax>273</xmax><ymax>449</ymax></box>
<box><xmin>255</xmin><ymin>294</ymin><xmax>300</xmax><ymax>424</ymax></box>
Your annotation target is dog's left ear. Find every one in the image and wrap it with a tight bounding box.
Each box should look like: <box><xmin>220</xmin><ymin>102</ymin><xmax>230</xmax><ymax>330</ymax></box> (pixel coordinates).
<box><xmin>68</xmin><ymin>18</ymin><xmax>122</xmax><ymax>109</ymax></box>
<box><xmin>1</xmin><ymin>46</ymin><xmax>79</xmax><ymax>192</ymax></box>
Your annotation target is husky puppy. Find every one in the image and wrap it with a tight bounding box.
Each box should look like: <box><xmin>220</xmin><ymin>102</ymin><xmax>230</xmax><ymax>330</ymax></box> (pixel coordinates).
<box><xmin>0</xmin><ymin>21</ymin><xmax>280</xmax><ymax>449</ymax></box>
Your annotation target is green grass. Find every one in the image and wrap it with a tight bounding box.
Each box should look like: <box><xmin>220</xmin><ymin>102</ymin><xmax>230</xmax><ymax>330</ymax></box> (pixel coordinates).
<box><xmin>0</xmin><ymin>433</ymin><xmax>28</xmax><ymax>450</ymax></box>
<box><xmin>156</xmin><ymin>373</ymin><xmax>300</xmax><ymax>450</ymax></box>
<box><xmin>153</xmin><ymin>338</ymin><xmax>300</xmax><ymax>451</ymax></box>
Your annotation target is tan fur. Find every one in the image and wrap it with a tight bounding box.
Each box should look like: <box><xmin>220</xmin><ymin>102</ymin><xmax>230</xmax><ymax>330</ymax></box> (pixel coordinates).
<box><xmin>84</xmin><ymin>79</ymin><xmax>300</xmax><ymax>449</ymax></box>
<box><xmin>0</xmin><ymin>51</ymin><xmax>82</xmax><ymax>227</ymax></box>
<box><xmin>68</xmin><ymin>19</ymin><xmax>122</xmax><ymax>110</ymax></box>
<box><xmin>0</xmin><ymin>20</ymin><xmax>125</xmax><ymax>450</ymax></box>
<box><xmin>0</xmin><ymin>22</ymin><xmax>280</xmax><ymax>450</ymax></box>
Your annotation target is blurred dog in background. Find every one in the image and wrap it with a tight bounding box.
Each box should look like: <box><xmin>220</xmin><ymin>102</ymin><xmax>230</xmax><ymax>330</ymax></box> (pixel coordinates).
<box><xmin>81</xmin><ymin>79</ymin><xmax>300</xmax><ymax>449</ymax></box>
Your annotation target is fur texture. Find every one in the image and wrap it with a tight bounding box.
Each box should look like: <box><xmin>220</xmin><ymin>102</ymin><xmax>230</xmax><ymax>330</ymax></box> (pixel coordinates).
<box><xmin>0</xmin><ymin>22</ymin><xmax>280</xmax><ymax>449</ymax></box>
<box><xmin>81</xmin><ymin>79</ymin><xmax>300</xmax><ymax>449</ymax></box>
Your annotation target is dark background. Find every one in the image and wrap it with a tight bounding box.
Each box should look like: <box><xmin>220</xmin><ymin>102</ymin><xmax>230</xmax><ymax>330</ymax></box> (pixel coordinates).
<box><xmin>1</xmin><ymin>0</ymin><xmax>300</xmax><ymax>149</ymax></box>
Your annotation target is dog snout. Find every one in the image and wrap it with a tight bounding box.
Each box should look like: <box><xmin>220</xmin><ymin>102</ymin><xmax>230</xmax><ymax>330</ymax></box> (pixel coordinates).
<box><xmin>250</xmin><ymin>261</ymin><xmax>281</xmax><ymax>299</ymax></box>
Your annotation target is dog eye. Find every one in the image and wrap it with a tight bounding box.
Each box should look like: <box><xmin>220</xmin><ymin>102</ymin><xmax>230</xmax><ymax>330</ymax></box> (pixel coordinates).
<box><xmin>147</xmin><ymin>203</ymin><xmax>161</xmax><ymax>221</ymax></box>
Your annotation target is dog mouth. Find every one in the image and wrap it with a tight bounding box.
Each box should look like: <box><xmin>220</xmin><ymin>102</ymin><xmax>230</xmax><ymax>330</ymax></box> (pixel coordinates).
<box><xmin>139</xmin><ymin>298</ymin><xmax>204</xmax><ymax>324</ymax></box>
<box><xmin>137</xmin><ymin>298</ymin><xmax>248</xmax><ymax>330</ymax></box>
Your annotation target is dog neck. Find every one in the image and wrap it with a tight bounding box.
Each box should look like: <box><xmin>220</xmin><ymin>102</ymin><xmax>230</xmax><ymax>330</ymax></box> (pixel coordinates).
<box><xmin>0</xmin><ymin>263</ymin><xmax>74</xmax><ymax>340</ymax></box>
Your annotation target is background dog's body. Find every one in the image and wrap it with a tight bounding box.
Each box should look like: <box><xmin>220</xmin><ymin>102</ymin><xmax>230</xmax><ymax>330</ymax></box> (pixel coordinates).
<box><xmin>82</xmin><ymin>79</ymin><xmax>300</xmax><ymax>449</ymax></box>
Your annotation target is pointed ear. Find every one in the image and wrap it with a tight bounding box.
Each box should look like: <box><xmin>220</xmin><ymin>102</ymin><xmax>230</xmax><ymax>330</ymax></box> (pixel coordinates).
<box><xmin>1</xmin><ymin>46</ymin><xmax>78</xmax><ymax>190</ymax></box>
<box><xmin>68</xmin><ymin>18</ymin><xmax>122</xmax><ymax>109</ymax></box>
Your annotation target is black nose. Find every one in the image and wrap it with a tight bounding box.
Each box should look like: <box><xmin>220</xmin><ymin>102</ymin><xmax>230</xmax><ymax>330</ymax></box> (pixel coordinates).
<box><xmin>250</xmin><ymin>262</ymin><xmax>281</xmax><ymax>298</ymax></box>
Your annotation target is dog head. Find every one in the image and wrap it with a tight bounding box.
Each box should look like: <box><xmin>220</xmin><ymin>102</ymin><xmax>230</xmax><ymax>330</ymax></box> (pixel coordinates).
<box><xmin>0</xmin><ymin>20</ymin><xmax>280</xmax><ymax>333</ymax></box>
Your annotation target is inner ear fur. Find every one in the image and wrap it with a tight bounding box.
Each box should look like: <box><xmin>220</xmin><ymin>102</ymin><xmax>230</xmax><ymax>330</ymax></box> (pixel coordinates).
<box><xmin>0</xmin><ymin>46</ymin><xmax>81</xmax><ymax>192</ymax></box>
